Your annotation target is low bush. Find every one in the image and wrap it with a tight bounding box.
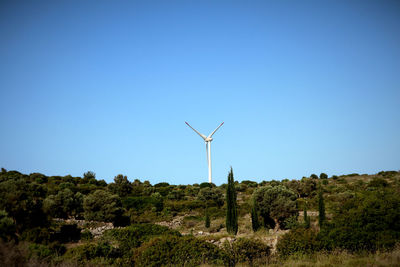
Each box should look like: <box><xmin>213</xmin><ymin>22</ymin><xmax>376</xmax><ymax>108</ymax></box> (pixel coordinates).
<box><xmin>224</xmin><ymin>238</ymin><xmax>270</xmax><ymax>266</ymax></box>
<box><xmin>103</xmin><ymin>223</ymin><xmax>181</xmax><ymax>255</ymax></box>
<box><xmin>133</xmin><ymin>235</ymin><xmax>226</xmax><ymax>267</ymax></box>
<box><xmin>276</xmin><ymin>228</ymin><xmax>321</xmax><ymax>258</ymax></box>
<box><xmin>63</xmin><ymin>241</ymin><xmax>120</xmax><ymax>263</ymax></box>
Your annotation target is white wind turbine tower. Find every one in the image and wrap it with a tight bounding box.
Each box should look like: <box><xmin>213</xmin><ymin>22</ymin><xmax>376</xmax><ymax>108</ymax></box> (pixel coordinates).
<box><xmin>185</xmin><ymin>121</ymin><xmax>224</xmax><ymax>183</ymax></box>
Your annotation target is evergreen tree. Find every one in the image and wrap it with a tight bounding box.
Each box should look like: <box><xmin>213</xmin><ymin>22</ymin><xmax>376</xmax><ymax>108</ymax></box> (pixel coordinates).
<box><xmin>251</xmin><ymin>200</ymin><xmax>260</xmax><ymax>232</ymax></box>
<box><xmin>318</xmin><ymin>189</ymin><xmax>325</xmax><ymax>227</ymax></box>
<box><xmin>205</xmin><ymin>207</ymin><xmax>210</xmax><ymax>228</ymax></box>
<box><xmin>226</xmin><ymin>167</ymin><xmax>238</xmax><ymax>235</ymax></box>
<box><xmin>304</xmin><ymin>204</ymin><xmax>310</xmax><ymax>229</ymax></box>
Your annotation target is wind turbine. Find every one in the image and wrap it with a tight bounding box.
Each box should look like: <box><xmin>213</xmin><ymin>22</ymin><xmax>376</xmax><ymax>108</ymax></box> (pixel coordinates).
<box><xmin>185</xmin><ymin>121</ymin><xmax>224</xmax><ymax>183</ymax></box>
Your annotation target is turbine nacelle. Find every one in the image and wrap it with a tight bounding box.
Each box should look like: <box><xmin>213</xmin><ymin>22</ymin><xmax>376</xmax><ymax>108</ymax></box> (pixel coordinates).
<box><xmin>205</xmin><ymin>137</ymin><xmax>213</xmax><ymax>142</ymax></box>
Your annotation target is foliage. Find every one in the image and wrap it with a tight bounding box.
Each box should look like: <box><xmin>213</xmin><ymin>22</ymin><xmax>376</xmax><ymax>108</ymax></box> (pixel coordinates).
<box><xmin>108</xmin><ymin>174</ymin><xmax>132</xmax><ymax>197</ymax></box>
<box><xmin>226</xmin><ymin>167</ymin><xmax>238</xmax><ymax>235</ymax></box>
<box><xmin>0</xmin><ymin>176</ymin><xmax>49</xmax><ymax>232</ymax></box>
<box><xmin>318</xmin><ymin>189</ymin><xmax>326</xmax><ymax>227</ymax></box>
<box><xmin>277</xmin><ymin>228</ymin><xmax>320</xmax><ymax>258</ymax></box>
<box><xmin>253</xmin><ymin>185</ymin><xmax>298</xmax><ymax>229</ymax></box>
<box><xmin>134</xmin><ymin>235</ymin><xmax>226</xmax><ymax>267</ymax></box>
<box><xmin>251</xmin><ymin>200</ymin><xmax>260</xmax><ymax>232</ymax></box>
<box><xmin>0</xmin><ymin>210</ymin><xmax>15</xmax><ymax>242</ymax></box>
<box><xmin>205</xmin><ymin>207</ymin><xmax>210</xmax><ymax>228</ymax></box>
<box><xmin>368</xmin><ymin>177</ymin><xmax>389</xmax><ymax>188</ymax></box>
<box><xmin>83</xmin><ymin>190</ymin><xmax>123</xmax><ymax>223</ymax></box>
<box><xmin>320</xmin><ymin>189</ymin><xmax>400</xmax><ymax>252</ymax></box>
<box><xmin>64</xmin><ymin>241</ymin><xmax>121</xmax><ymax>263</ymax></box>
<box><xmin>51</xmin><ymin>224</ymin><xmax>81</xmax><ymax>243</ymax></box>
<box><xmin>43</xmin><ymin>188</ymin><xmax>83</xmax><ymax>218</ymax></box>
<box><xmin>104</xmin><ymin>223</ymin><xmax>181</xmax><ymax>255</ymax></box>
<box><xmin>319</xmin><ymin>173</ymin><xmax>328</xmax><ymax>179</ymax></box>
<box><xmin>303</xmin><ymin>207</ymin><xmax>310</xmax><ymax>229</ymax></box>
<box><xmin>151</xmin><ymin>192</ymin><xmax>164</xmax><ymax>212</ymax></box>
<box><xmin>224</xmin><ymin>238</ymin><xmax>270</xmax><ymax>266</ymax></box>
<box><xmin>198</xmin><ymin>187</ymin><xmax>224</xmax><ymax>207</ymax></box>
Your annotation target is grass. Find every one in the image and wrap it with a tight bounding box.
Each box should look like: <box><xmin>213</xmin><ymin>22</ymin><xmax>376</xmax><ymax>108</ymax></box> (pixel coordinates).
<box><xmin>267</xmin><ymin>247</ymin><xmax>400</xmax><ymax>267</ymax></box>
<box><xmin>200</xmin><ymin>246</ymin><xmax>400</xmax><ymax>267</ymax></box>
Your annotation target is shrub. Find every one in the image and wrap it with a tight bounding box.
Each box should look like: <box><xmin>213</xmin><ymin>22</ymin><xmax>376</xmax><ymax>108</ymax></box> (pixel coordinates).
<box><xmin>276</xmin><ymin>228</ymin><xmax>320</xmax><ymax>258</ymax></box>
<box><xmin>319</xmin><ymin>173</ymin><xmax>328</xmax><ymax>179</ymax></box>
<box><xmin>21</xmin><ymin>227</ymin><xmax>51</xmax><ymax>244</ymax></box>
<box><xmin>134</xmin><ymin>235</ymin><xmax>226</xmax><ymax>267</ymax></box>
<box><xmin>81</xmin><ymin>229</ymin><xmax>93</xmax><ymax>241</ymax></box>
<box><xmin>0</xmin><ymin>210</ymin><xmax>16</xmax><ymax>242</ymax></box>
<box><xmin>28</xmin><ymin>242</ymin><xmax>66</xmax><ymax>260</ymax></box>
<box><xmin>83</xmin><ymin>190</ymin><xmax>123</xmax><ymax>224</ymax></box>
<box><xmin>224</xmin><ymin>238</ymin><xmax>270</xmax><ymax>266</ymax></box>
<box><xmin>320</xmin><ymin>189</ymin><xmax>400</xmax><ymax>252</ymax></box>
<box><xmin>252</xmin><ymin>185</ymin><xmax>298</xmax><ymax>229</ymax></box>
<box><xmin>368</xmin><ymin>177</ymin><xmax>388</xmax><ymax>188</ymax></box>
<box><xmin>63</xmin><ymin>241</ymin><xmax>120</xmax><ymax>263</ymax></box>
<box><xmin>51</xmin><ymin>224</ymin><xmax>81</xmax><ymax>243</ymax></box>
<box><xmin>104</xmin><ymin>223</ymin><xmax>181</xmax><ymax>255</ymax></box>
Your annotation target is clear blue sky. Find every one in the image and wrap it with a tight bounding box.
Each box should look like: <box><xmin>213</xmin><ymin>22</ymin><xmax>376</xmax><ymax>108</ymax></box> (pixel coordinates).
<box><xmin>1</xmin><ymin>0</ymin><xmax>399</xmax><ymax>185</ymax></box>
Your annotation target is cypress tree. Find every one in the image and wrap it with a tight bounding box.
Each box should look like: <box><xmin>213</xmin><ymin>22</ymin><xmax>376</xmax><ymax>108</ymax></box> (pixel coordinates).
<box><xmin>226</xmin><ymin>167</ymin><xmax>238</xmax><ymax>235</ymax></box>
<box><xmin>318</xmin><ymin>189</ymin><xmax>325</xmax><ymax>227</ymax></box>
<box><xmin>205</xmin><ymin>207</ymin><xmax>210</xmax><ymax>228</ymax></box>
<box><xmin>304</xmin><ymin>204</ymin><xmax>310</xmax><ymax>229</ymax></box>
<box><xmin>251</xmin><ymin>200</ymin><xmax>260</xmax><ymax>232</ymax></box>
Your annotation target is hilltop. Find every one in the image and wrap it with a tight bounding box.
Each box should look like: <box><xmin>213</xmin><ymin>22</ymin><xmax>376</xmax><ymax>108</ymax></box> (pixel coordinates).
<box><xmin>0</xmin><ymin>168</ymin><xmax>399</xmax><ymax>266</ymax></box>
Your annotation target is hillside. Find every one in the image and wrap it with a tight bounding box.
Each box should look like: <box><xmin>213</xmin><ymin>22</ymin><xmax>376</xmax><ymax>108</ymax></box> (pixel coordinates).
<box><xmin>0</xmin><ymin>168</ymin><xmax>399</xmax><ymax>266</ymax></box>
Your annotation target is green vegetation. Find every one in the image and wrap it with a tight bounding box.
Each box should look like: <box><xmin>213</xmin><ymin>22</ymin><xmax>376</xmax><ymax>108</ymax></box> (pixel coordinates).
<box><xmin>318</xmin><ymin>188</ymin><xmax>325</xmax><ymax>227</ymax></box>
<box><xmin>226</xmin><ymin>167</ymin><xmax>238</xmax><ymax>235</ymax></box>
<box><xmin>0</xmin><ymin>168</ymin><xmax>399</xmax><ymax>266</ymax></box>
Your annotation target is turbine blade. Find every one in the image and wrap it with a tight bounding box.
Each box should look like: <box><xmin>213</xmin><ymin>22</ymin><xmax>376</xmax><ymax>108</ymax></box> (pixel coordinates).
<box><xmin>185</xmin><ymin>122</ymin><xmax>207</xmax><ymax>140</ymax></box>
<box><xmin>208</xmin><ymin>122</ymin><xmax>224</xmax><ymax>138</ymax></box>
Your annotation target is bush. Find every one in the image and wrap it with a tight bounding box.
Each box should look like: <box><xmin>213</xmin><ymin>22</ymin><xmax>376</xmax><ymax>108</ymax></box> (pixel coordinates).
<box><xmin>104</xmin><ymin>223</ymin><xmax>181</xmax><ymax>255</ymax></box>
<box><xmin>63</xmin><ymin>241</ymin><xmax>120</xmax><ymax>263</ymax></box>
<box><xmin>320</xmin><ymin>189</ymin><xmax>400</xmax><ymax>252</ymax></box>
<box><xmin>224</xmin><ymin>238</ymin><xmax>270</xmax><ymax>266</ymax></box>
<box><xmin>276</xmin><ymin>228</ymin><xmax>320</xmax><ymax>258</ymax></box>
<box><xmin>81</xmin><ymin>229</ymin><xmax>93</xmax><ymax>241</ymax></box>
<box><xmin>0</xmin><ymin>210</ymin><xmax>15</xmax><ymax>242</ymax></box>
<box><xmin>368</xmin><ymin>177</ymin><xmax>388</xmax><ymax>188</ymax></box>
<box><xmin>83</xmin><ymin>190</ymin><xmax>123</xmax><ymax>224</ymax></box>
<box><xmin>134</xmin><ymin>235</ymin><xmax>226</xmax><ymax>267</ymax></box>
<box><xmin>51</xmin><ymin>224</ymin><xmax>81</xmax><ymax>243</ymax></box>
<box><xmin>319</xmin><ymin>173</ymin><xmax>328</xmax><ymax>179</ymax></box>
<box><xmin>28</xmin><ymin>242</ymin><xmax>66</xmax><ymax>260</ymax></box>
<box><xmin>21</xmin><ymin>227</ymin><xmax>51</xmax><ymax>244</ymax></box>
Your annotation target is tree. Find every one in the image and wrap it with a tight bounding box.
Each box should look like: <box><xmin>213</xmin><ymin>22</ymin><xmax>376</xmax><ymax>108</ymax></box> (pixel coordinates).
<box><xmin>43</xmin><ymin>188</ymin><xmax>83</xmax><ymax>218</ymax></box>
<box><xmin>198</xmin><ymin>187</ymin><xmax>224</xmax><ymax>207</ymax></box>
<box><xmin>108</xmin><ymin>174</ymin><xmax>132</xmax><ymax>197</ymax></box>
<box><xmin>151</xmin><ymin>192</ymin><xmax>164</xmax><ymax>212</ymax></box>
<box><xmin>310</xmin><ymin>174</ymin><xmax>318</xmax><ymax>179</ymax></box>
<box><xmin>83</xmin><ymin>171</ymin><xmax>96</xmax><ymax>184</ymax></box>
<box><xmin>226</xmin><ymin>167</ymin><xmax>238</xmax><ymax>235</ymax></box>
<box><xmin>0</xmin><ymin>210</ymin><xmax>16</xmax><ymax>242</ymax></box>
<box><xmin>319</xmin><ymin>173</ymin><xmax>328</xmax><ymax>179</ymax></box>
<box><xmin>304</xmin><ymin>205</ymin><xmax>310</xmax><ymax>229</ymax></box>
<box><xmin>251</xmin><ymin>199</ymin><xmax>260</xmax><ymax>232</ymax></box>
<box><xmin>205</xmin><ymin>207</ymin><xmax>210</xmax><ymax>228</ymax></box>
<box><xmin>318</xmin><ymin>189</ymin><xmax>325</xmax><ymax>227</ymax></box>
<box><xmin>253</xmin><ymin>185</ymin><xmax>298</xmax><ymax>230</ymax></box>
<box><xmin>83</xmin><ymin>190</ymin><xmax>123</xmax><ymax>223</ymax></box>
